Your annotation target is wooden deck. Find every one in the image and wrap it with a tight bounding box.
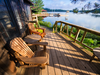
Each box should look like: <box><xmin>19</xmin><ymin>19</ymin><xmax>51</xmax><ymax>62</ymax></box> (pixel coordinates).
<box><xmin>16</xmin><ymin>33</ymin><xmax>100</xmax><ymax>75</ymax></box>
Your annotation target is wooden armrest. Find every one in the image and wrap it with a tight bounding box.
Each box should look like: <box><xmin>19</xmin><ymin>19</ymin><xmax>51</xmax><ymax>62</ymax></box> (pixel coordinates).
<box><xmin>29</xmin><ymin>21</ymin><xmax>37</xmax><ymax>23</ymax></box>
<box><xmin>28</xmin><ymin>42</ymin><xmax>48</xmax><ymax>46</ymax></box>
<box><xmin>27</xmin><ymin>42</ymin><xmax>48</xmax><ymax>51</ymax></box>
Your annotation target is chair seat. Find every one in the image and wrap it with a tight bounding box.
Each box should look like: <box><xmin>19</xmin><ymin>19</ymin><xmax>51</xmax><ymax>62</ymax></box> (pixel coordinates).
<box><xmin>18</xmin><ymin>56</ymin><xmax>48</xmax><ymax>64</ymax></box>
<box><xmin>19</xmin><ymin>50</ymin><xmax>49</xmax><ymax>64</ymax></box>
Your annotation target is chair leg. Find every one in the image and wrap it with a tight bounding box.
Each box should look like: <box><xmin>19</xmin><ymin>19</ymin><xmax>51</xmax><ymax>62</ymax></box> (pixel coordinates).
<box><xmin>89</xmin><ymin>54</ymin><xmax>95</xmax><ymax>63</ymax></box>
<box><xmin>40</xmin><ymin>64</ymin><xmax>45</xmax><ymax>69</ymax></box>
<box><xmin>46</xmin><ymin>60</ymin><xmax>49</xmax><ymax>65</ymax></box>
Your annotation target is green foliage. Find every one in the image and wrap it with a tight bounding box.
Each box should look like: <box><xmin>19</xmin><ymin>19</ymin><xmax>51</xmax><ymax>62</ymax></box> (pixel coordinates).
<box><xmin>93</xmin><ymin>9</ymin><xmax>99</xmax><ymax>13</ymax></box>
<box><xmin>73</xmin><ymin>8</ymin><xmax>78</xmax><ymax>13</ymax></box>
<box><xmin>83</xmin><ymin>38</ymin><xmax>98</xmax><ymax>48</ymax></box>
<box><xmin>94</xmin><ymin>3</ymin><xmax>100</xmax><ymax>9</ymax></box>
<box><xmin>31</xmin><ymin>0</ymin><xmax>44</xmax><ymax>13</ymax></box>
<box><xmin>39</xmin><ymin>21</ymin><xmax>52</xmax><ymax>28</ymax></box>
<box><xmin>71</xmin><ymin>34</ymin><xmax>75</xmax><ymax>38</ymax></box>
<box><xmin>85</xmin><ymin>10</ymin><xmax>91</xmax><ymax>13</ymax></box>
<box><xmin>84</xmin><ymin>38</ymin><xmax>94</xmax><ymax>45</ymax></box>
<box><xmin>38</xmin><ymin>16</ymin><xmax>43</xmax><ymax>21</ymax></box>
<box><xmin>81</xmin><ymin>8</ymin><xmax>84</xmax><ymax>13</ymax></box>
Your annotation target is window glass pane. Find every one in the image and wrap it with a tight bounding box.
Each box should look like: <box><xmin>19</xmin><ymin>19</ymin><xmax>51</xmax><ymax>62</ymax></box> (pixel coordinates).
<box><xmin>0</xmin><ymin>0</ymin><xmax>20</xmax><ymax>41</ymax></box>
<box><xmin>11</xmin><ymin>1</ymin><xmax>23</xmax><ymax>29</ymax></box>
<box><xmin>11</xmin><ymin>0</ymin><xmax>26</xmax><ymax>35</ymax></box>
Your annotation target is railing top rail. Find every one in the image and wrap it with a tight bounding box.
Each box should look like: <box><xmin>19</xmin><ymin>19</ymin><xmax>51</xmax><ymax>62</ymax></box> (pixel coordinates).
<box><xmin>55</xmin><ymin>21</ymin><xmax>100</xmax><ymax>36</ymax></box>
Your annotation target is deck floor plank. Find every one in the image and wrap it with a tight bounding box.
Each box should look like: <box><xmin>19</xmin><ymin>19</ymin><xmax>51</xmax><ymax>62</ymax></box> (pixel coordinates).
<box><xmin>60</xmin><ymin>37</ymin><xmax>90</xmax><ymax>75</ymax></box>
<box><xmin>16</xmin><ymin>33</ymin><xmax>100</xmax><ymax>75</ymax></box>
<box><xmin>55</xmin><ymin>34</ymin><xmax>95</xmax><ymax>75</ymax></box>
<box><xmin>49</xmin><ymin>33</ymin><xmax>62</xmax><ymax>75</ymax></box>
<box><xmin>45</xmin><ymin>33</ymin><xmax>55</xmax><ymax>75</ymax></box>
<box><xmin>34</xmin><ymin>67</ymin><xmax>41</xmax><ymax>75</ymax></box>
<box><xmin>26</xmin><ymin>68</ymin><xmax>35</xmax><ymax>75</ymax></box>
<box><xmin>53</xmin><ymin>33</ymin><xmax>69</xmax><ymax>75</ymax></box>
<box><xmin>41</xmin><ymin>35</ymin><xmax>48</xmax><ymax>75</ymax></box>
<box><xmin>59</xmin><ymin>33</ymin><xmax>100</xmax><ymax>74</ymax></box>
<box><xmin>54</xmin><ymin>33</ymin><xmax>83</xmax><ymax>75</ymax></box>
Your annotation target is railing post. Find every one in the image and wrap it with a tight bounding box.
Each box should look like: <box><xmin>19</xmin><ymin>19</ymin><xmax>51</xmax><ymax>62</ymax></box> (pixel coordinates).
<box><xmin>53</xmin><ymin>27</ymin><xmax>55</xmax><ymax>33</ymax></box>
<box><xmin>55</xmin><ymin>24</ymin><xmax>57</xmax><ymax>33</ymax></box>
<box><xmin>53</xmin><ymin>21</ymin><xmax>57</xmax><ymax>33</ymax></box>
<box><xmin>62</xmin><ymin>25</ymin><xmax>65</xmax><ymax>32</ymax></box>
<box><xmin>60</xmin><ymin>23</ymin><xmax>62</xmax><ymax>33</ymax></box>
<box><xmin>66</xmin><ymin>25</ymin><xmax>69</xmax><ymax>35</ymax></box>
<box><xmin>81</xmin><ymin>31</ymin><xmax>87</xmax><ymax>43</ymax></box>
<box><xmin>55</xmin><ymin>21</ymin><xmax>58</xmax><ymax>33</ymax></box>
<box><xmin>70</xmin><ymin>26</ymin><xmax>73</xmax><ymax>36</ymax></box>
<box><xmin>74</xmin><ymin>28</ymin><xmax>80</xmax><ymax>42</ymax></box>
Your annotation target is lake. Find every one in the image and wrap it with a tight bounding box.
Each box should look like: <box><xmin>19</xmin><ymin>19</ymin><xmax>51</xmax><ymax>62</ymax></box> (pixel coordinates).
<box><xmin>43</xmin><ymin>12</ymin><xmax>100</xmax><ymax>32</ymax></box>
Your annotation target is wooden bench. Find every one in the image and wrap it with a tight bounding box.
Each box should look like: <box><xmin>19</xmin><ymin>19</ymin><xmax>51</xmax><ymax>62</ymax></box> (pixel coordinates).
<box><xmin>90</xmin><ymin>47</ymin><xmax>100</xmax><ymax>62</ymax></box>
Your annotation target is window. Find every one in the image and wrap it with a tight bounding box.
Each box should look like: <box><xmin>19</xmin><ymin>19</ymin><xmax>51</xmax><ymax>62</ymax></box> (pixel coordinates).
<box><xmin>11</xmin><ymin>0</ymin><xmax>27</xmax><ymax>35</ymax></box>
<box><xmin>24</xmin><ymin>3</ymin><xmax>32</xmax><ymax>21</ymax></box>
<box><xmin>0</xmin><ymin>0</ymin><xmax>20</xmax><ymax>41</ymax></box>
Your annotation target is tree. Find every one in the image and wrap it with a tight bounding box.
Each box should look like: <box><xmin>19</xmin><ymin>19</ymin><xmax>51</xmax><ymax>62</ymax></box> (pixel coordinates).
<box><xmin>31</xmin><ymin>0</ymin><xmax>44</xmax><ymax>13</ymax></box>
<box><xmin>73</xmin><ymin>8</ymin><xmax>78</xmax><ymax>13</ymax></box>
<box><xmin>81</xmin><ymin>7</ymin><xmax>84</xmax><ymax>13</ymax></box>
<box><xmin>87</xmin><ymin>2</ymin><xmax>91</xmax><ymax>10</ymax></box>
<box><xmin>71</xmin><ymin>0</ymin><xmax>100</xmax><ymax>9</ymax></box>
<box><xmin>71</xmin><ymin>0</ymin><xmax>86</xmax><ymax>4</ymax></box>
<box><xmin>94</xmin><ymin>2</ymin><xmax>100</xmax><ymax>9</ymax></box>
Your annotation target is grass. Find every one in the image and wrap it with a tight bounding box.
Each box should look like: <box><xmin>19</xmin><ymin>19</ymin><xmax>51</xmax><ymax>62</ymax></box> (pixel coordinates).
<box><xmin>39</xmin><ymin>21</ymin><xmax>53</xmax><ymax>29</ymax></box>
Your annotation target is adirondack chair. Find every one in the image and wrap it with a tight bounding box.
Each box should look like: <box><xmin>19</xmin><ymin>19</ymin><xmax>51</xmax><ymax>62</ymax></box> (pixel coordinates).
<box><xmin>10</xmin><ymin>37</ymin><xmax>49</xmax><ymax>68</ymax></box>
<box><xmin>28</xmin><ymin>22</ymin><xmax>46</xmax><ymax>38</ymax></box>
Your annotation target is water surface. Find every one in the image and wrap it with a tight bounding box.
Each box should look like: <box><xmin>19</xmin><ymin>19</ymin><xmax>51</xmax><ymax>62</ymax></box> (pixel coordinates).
<box><xmin>43</xmin><ymin>12</ymin><xmax>100</xmax><ymax>32</ymax></box>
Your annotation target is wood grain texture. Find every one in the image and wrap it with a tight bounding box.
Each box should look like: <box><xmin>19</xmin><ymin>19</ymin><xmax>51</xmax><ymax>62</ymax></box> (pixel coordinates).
<box><xmin>16</xmin><ymin>33</ymin><xmax>100</xmax><ymax>75</ymax></box>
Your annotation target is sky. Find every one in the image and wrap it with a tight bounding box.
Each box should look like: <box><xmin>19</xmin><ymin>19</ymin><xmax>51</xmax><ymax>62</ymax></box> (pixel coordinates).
<box><xmin>42</xmin><ymin>0</ymin><xmax>100</xmax><ymax>10</ymax></box>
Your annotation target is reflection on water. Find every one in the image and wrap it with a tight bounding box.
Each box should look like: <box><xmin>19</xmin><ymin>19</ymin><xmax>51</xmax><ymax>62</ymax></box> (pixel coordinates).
<box><xmin>91</xmin><ymin>14</ymin><xmax>100</xmax><ymax>17</ymax></box>
<box><xmin>43</xmin><ymin>12</ymin><xmax>100</xmax><ymax>32</ymax></box>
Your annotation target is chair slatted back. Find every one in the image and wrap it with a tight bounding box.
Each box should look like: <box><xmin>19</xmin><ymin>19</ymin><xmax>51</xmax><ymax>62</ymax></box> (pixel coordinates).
<box><xmin>10</xmin><ymin>37</ymin><xmax>34</xmax><ymax>58</ymax></box>
<box><xmin>28</xmin><ymin>23</ymin><xmax>37</xmax><ymax>31</ymax></box>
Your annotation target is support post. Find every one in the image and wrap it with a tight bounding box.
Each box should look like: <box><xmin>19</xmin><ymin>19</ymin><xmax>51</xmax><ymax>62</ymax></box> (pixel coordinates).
<box><xmin>60</xmin><ymin>23</ymin><xmax>62</xmax><ymax>33</ymax></box>
<box><xmin>74</xmin><ymin>28</ymin><xmax>80</xmax><ymax>42</ymax></box>
<box><xmin>62</xmin><ymin>25</ymin><xmax>65</xmax><ymax>32</ymax></box>
<box><xmin>66</xmin><ymin>25</ymin><xmax>69</xmax><ymax>35</ymax></box>
<box><xmin>81</xmin><ymin>31</ymin><xmax>87</xmax><ymax>43</ymax></box>
<box><xmin>70</xmin><ymin>26</ymin><xmax>73</xmax><ymax>36</ymax></box>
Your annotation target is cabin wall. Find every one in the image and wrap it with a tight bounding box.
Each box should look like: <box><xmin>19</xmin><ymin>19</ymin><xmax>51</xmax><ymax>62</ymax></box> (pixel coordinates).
<box><xmin>0</xmin><ymin>0</ymin><xmax>16</xmax><ymax>74</ymax></box>
<box><xmin>0</xmin><ymin>0</ymin><xmax>32</xmax><ymax>74</ymax></box>
<box><xmin>0</xmin><ymin>0</ymin><xmax>32</xmax><ymax>44</ymax></box>
<box><xmin>0</xmin><ymin>0</ymin><xmax>20</xmax><ymax>42</ymax></box>
<box><xmin>24</xmin><ymin>3</ymin><xmax>32</xmax><ymax>21</ymax></box>
<box><xmin>9</xmin><ymin>0</ymin><xmax>28</xmax><ymax>38</ymax></box>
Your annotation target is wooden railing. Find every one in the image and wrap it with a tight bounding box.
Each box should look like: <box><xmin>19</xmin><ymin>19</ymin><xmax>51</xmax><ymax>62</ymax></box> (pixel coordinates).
<box><xmin>30</xmin><ymin>15</ymin><xmax>39</xmax><ymax>28</ymax></box>
<box><xmin>33</xmin><ymin>12</ymin><xmax>49</xmax><ymax>17</ymax></box>
<box><xmin>53</xmin><ymin>21</ymin><xmax>100</xmax><ymax>51</ymax></box>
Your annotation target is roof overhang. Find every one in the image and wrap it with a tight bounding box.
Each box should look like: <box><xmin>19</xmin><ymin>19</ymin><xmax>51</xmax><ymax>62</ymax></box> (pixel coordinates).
<box><xmin>24</xmin><ymin>0</ymin><xmax>34</xmax><ymax>6</ymax></box>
